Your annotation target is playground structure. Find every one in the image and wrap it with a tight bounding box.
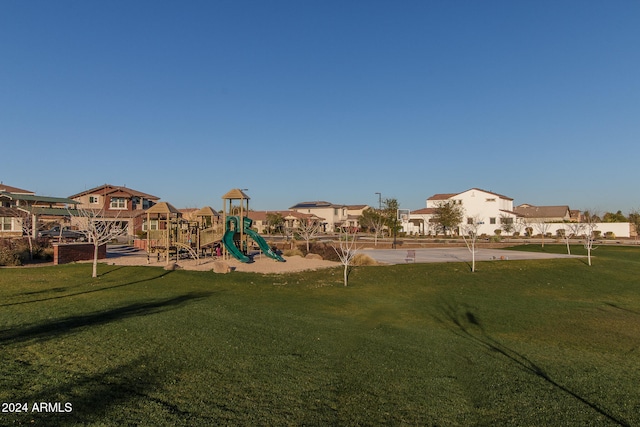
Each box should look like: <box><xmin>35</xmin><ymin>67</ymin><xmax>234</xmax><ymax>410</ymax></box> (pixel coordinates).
<box><xmin>221</xmin><ymin>189</ymin><xmax>285</xmax><ymax>263</ymax></box>
<box><xmin>141</xmin><ymin>190</ymin><xmax>284</xmax><ymax>264</ymax></box>
<box><xmin>144</xmin><ymin>202</ymin><xmax>224</xmax><ymax>265</ymax></box>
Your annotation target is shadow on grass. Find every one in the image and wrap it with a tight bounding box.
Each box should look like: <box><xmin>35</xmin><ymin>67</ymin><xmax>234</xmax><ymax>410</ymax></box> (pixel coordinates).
<box><xmin>605</xmin><ymin>302</ymin><xmax>640</xmax><ymax>316</ymax></box>
<box><xmin>0</xmin><ymin>291</ymin><xmax>214</xmax><ymax>345</ymax></box>
<box><xmin>433</xmin><ymin>300</ymin><xmax>630</xmax><ymax>427</ymax></box>
<box><xmin>8</xmin><ymin>356</ymin><xmax>191</xmax><ymax>426</ymax></box>
<box><xmin>1</xmin><ymin>270</ymin><xmax>175</xmax><ymax>308</ymax></box>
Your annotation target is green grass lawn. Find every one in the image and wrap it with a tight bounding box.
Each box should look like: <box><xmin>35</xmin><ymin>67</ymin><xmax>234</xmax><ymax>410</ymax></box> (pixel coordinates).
<box><xmin>1</xmin><ymin>245</ymin><xmax>639</xmax><ymax>426</ymax></box>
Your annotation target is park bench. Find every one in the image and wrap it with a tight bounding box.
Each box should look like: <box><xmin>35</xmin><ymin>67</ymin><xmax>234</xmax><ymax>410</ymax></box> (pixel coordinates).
<box><xmin>405</xmin><ymin>250</ymin><xmax>416</xmax><ymax>263</ymax></box>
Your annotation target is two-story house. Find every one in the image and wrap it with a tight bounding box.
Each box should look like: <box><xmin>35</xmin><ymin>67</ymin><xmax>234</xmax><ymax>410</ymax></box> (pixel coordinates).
<box><xmin>407</xmin><ymin>188</ymin><xmax>518</xmax><ymax>236</ymax></box>
<box><xmin>289</xmin><ymin>201</ymin><xmax>370</xmax><ymax>232</ymax></box>
<box><xmin>1</xmin><ymin>183</ymin><xmax>78</xmax><ymax>237</ymax></box>
<box><xmin>69</xmin><ymin>184</ymin><xmax>160</xmax><ymax>237</ymax></box>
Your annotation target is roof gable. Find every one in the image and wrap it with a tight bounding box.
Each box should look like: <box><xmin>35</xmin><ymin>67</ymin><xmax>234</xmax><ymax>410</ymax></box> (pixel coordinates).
<box><xmin>290</xmin><ymin>201</ymin><xmax>338</xmax><ymax>209</ymax></box>
<box><xmin>428</xmin><ymin>188</ymin><xmax>513</xmax><ymax>201</ymax></box>
<box><xmin>69</xmin><ymin>184</ymin><xmax>159</xmax><ymax>200</ymax></box>
<box><xmin>0</xmin><ymin>184</ymin><xmax>34</xmax><ymax>195</ymax></box>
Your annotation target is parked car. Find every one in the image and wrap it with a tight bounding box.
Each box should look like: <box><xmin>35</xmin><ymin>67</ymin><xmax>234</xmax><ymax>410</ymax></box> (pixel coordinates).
<box><xmin>38</xmin><ymin>226</ymin><xmax>86</xmax><ymax>241</ymax></box>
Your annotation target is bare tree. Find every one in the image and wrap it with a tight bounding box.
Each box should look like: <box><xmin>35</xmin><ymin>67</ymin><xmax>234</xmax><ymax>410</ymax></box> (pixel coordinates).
<box><xmin>582</xmin><ymin>211</ymin><xmax>599</xmax><ymax>267</ymax></box>
<box><xmin>461</xmin><ymin>216</ymin><xmax>482</xmax><ymax>272</ymax></box>
<box><xmin>512</xmin><ymin>219</ymin><xmax>524</xmax><ymax>237</ymax></box>
<box><xmin>358</xmin><ymin>207</ymin><xmax>386</xmax><ymax>246</ymax></box>
<box><xmin>560</xmin><ymin>223</ymin><xmax>584</xmax><ymax>255</ymax></box>
<box><xmin>297</xmin><ymin>218</ymin><xmax>321</xmax><ymax>252</ymax></box>
<box><xmin>71</xmin><ymin>207</ymin><xmax>128</xmax><ymax>278</ymax></box>
<box><xmin>332</xmin><ymin>228</ymin><xmax>358</xmax><ymax>287</ymax></box>
<box><xmin>533</xmin><ymin>220</ymin><xmax>552</xmax><ymax>248</ymax></box>
<box><xmin>19</xmin><ymin>211</ymin><xmax>37</xmax><ymax>260</ymax></box>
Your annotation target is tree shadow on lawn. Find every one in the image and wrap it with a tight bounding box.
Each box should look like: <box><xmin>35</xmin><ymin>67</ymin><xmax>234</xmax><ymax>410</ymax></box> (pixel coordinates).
<box><xmin>1</xmin><ymin>270</ymin><xmax>175</xmax><ymax>308</ymax></box>
<box><xmin>0</xmin><ymin>291</ymin><xmax>214</xmax><ymax>345</ymax></box>
<box><xmin>433</xmin><ymin>300</ymin><xmax>631</xmax><ymax>427</ymax></box>
<box><xmin>7</xmin><ymin>355</ymin><xmax>192</xmax><ymax>427</ymax></box>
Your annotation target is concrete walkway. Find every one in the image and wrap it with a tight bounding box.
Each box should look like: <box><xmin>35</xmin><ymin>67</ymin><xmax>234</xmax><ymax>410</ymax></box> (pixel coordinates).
<box><xmin>358</xmin><ymin>247</ymin><xmax>582</xmax><ymax>265</ymax></box>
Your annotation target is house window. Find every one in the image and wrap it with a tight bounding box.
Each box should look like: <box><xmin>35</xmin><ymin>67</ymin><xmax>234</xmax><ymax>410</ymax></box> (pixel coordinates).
<box><xmin>110</xmin><ymin>197</ymin><xmax>127</xmax><ymax>209</ymax></box>
<box><xmin>467</xmin><ymin>217</ymin><xmax>474</xmax><ymax>225</ymax></box>
<box><xmin>89</xmin><ymin>196</ymin><xmax>100</xmax><ymax>204</ymax></box>
<box><xmin>500</xmin><ymin>217</ymin><xmax>513</xmax><ymax>225</ymax></box>
<box><xmin>490</xmin><ymin>217</ymin><xmax>496</xmax><ymax>224</ymax></box>
<box><xmin>143</xmin><ymin>220</ymin><xmax>158</xmax><ymax>231</ymax></box>
<box><xmin>1</xmin><ymin>217</ymin><xmax>13</xmax><ymax>231</ymax></box>
<box><xmin>486</xmin><ymin>198</ymin><xmax>496</xmax><ymax>202</ymax></box>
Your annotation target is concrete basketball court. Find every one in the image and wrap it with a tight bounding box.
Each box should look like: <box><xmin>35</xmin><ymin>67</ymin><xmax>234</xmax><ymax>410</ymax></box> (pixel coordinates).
<box><xmin>358</xmin><ymin>247</ymin><xmax>583</xmax><ymax>265</ymax></box>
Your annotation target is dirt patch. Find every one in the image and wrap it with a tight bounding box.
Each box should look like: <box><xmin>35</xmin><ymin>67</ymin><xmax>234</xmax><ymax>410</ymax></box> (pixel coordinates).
<box><xmin>103</xmin><ymin>250</ymin><xmax>340</xmax><ymax>274</ymax></box>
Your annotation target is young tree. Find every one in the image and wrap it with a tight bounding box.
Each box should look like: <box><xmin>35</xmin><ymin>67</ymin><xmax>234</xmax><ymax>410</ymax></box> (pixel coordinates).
<box><xmin>382</xmin><ymin>198</ymin><xmax>401</xmax><ymax>247</ymax></box>
<box><xmin>332</xmin><ymin>228</ymin><xmax>358</xmax><ymax>287</ymax></box>
<box><xmin>560</xmin><ymin>223</ymin><xmax>585</xmax><ymax>255</ymax></box>
<box><xmin>433</xmin><ymin>200</ymin><xmax>464</xmax><ymax>236</ymax></box>
<box><xmin>461</xmin><ymin>216</ymin><xmax>482</xmax><ymax>272</ymax></box>
<box><xmin>358</xmin><ymin>207</ymin><xmax>386</xmax><ymax>246</ymax></box>
<box><xmin>297</xmin><ymin>218</ymin><xmax>321</xmax><ymax>252</ymax></box>
<box><xmin>19</xmin><ymin>211</ymin><xmax>37</xmax><ymax>260</ymax></box>
<box><xmin>265</xmin><ymin>212</ymin><xmax>284</xmax><ymax>235</ymax></box>
<box><xmin>582</xmin><ymin>211</ymin><xmax>599</xmax><ymax>266</ymax></box>
<box><xmin>533</xmin><ymin>220</ymin><xmax>552</xmax><ymax>248</ymax></box>
<box><xmin>499</xmin><ymin>214</ymin><xmax>515</xmax><ymax>236</ymax></box>
<box><xmin>71</xmin><ymin>207</ymin><xmax>128</xmax><ymax>278</ymax></box>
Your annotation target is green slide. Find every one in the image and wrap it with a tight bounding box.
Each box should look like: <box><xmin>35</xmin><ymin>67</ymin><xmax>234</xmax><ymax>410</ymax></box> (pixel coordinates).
<box><xmin>244</xmin><ymin>227</ymin><xmax>285</xmax><ymax>262</ymax></box>
<box><xmin>222</xmin><ymin>216</ymin><xmax>251</xmax><ymax>263</ymax></box>
<box><xmin>222</xmin><ymin>216</ymin><xmax>285</xmax><ymax>263</ymax></box>
<box><xmin>222</xmin><ymin>228</ymin><xmax>251</xmax><ymax>263</ymax></box>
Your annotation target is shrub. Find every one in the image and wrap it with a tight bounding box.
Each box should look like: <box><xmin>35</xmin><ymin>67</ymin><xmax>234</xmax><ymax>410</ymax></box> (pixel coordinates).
<box><xmin>303</xmin><ymin>242</ymin><xmax>341</xmax><ymax>262</ymax></box>
<box><xmin>0</xmin><ymin>238</ymin><xmax>52</xmax><ymax>266</ymax></box>
<box><xmin>283</xmin><ymin>248</ymin><xmax>304</xmax><ymax>257</ymax></box>
<box><xmin>605</xmin><ymin>232</ymin><xmax>616</xmax><ymax>239</ymax></box>
<box><xmin>494</xmin><ymin>229</ymin><xmax>502</xmax><ymax>236</ymax></box>
<box><xmin>352</xmin><ymin>253</ymin><xmax>377</xmax><ymax>266</ymax></box>
<box><xmin>0</xmin><ymin>239</ymin><xmax>28</xmax><ymax>266</ymax></box>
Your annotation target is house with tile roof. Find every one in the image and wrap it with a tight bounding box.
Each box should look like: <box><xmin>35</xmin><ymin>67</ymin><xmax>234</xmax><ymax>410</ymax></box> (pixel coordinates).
<box><xmin>406</xmin><ymin>188</ymin><xmax>519</xmax><ymax>236</ymax></box>
<box><xmin>246</xmin><ymin>210</ymin><xmax>321</xmax><ymax>235</ymax></box>
<box><xmin>289</xmin><ymin>201</ymin><xmax>370</xmax><ymax>232</ymax></box>
<box><xmin>513</xmin><ymin>204</ymin><xmax>573</xmax><ymax>223</ymax></box>
<box><xmin>1</xmin><ymin>183</ymin><xmax>78</xmax><ymax>237</ymax></box>
<box><xmin>69</xmin><ymin>184</ymin><xmax>161</xmax><ymax>237</ymax></box>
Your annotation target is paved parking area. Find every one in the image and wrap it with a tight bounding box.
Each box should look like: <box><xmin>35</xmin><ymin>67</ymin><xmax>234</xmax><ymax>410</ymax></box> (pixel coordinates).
<box><xmin>358</xmin><ymin>247</ymin><xmax>582</xmax><ymax>265</ymax></box>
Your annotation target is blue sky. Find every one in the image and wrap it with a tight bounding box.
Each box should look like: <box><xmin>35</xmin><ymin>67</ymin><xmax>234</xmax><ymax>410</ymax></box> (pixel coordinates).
<box><xmin>2</xmin><ymin>0</ymin><xmax>639</xmax><ymax>213</ymax></box>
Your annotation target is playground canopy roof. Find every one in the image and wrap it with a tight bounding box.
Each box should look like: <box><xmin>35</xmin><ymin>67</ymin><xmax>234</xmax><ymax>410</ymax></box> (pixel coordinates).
<box><xmin>195</xmin><ymin>206</ymin><xmax>219</xmax><ymax>217</ymax></box>
<box><xmin>146</xmin><ymin>202</ymin><xmax>182</xmax><ymax>216</ymax></box>
<box><xmin>222</xmin><ymin>189</ymin><xmax>250</xmax><ymax>200</ymax></box>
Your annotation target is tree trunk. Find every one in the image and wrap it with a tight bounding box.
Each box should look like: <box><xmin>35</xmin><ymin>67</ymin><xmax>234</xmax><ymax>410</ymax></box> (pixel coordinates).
<box><xmin>471</xmin><ymin>246</ymin><xmax>475</xmax><ymax>272</ymax></box>
<box><xmin>343</xmin><ymin>264</ymin><xmax>348</xmax><ymax>287</ymax></box>
<box><xmin>92</xmin><ymin>243</ymin><xmax>99</xmax><ymax>278</ymax></box>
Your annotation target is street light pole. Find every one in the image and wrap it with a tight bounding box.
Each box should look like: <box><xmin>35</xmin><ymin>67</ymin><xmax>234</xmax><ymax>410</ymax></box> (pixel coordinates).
<box><xmin>375</xmin><ymin>192</ymin><xmax>381</xmax><ymax>210</ymax></box>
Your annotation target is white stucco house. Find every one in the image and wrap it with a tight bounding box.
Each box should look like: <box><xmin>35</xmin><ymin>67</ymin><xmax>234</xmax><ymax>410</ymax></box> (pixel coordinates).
<box><xmin>404</xmin><ymin>188</ymin><xmax>633</xmax><ymax>238</ymax></box>
<box><xmin>404</xmin><ymin>188</ymin><xmax>519</xmax><ymax>236</ymax></box>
